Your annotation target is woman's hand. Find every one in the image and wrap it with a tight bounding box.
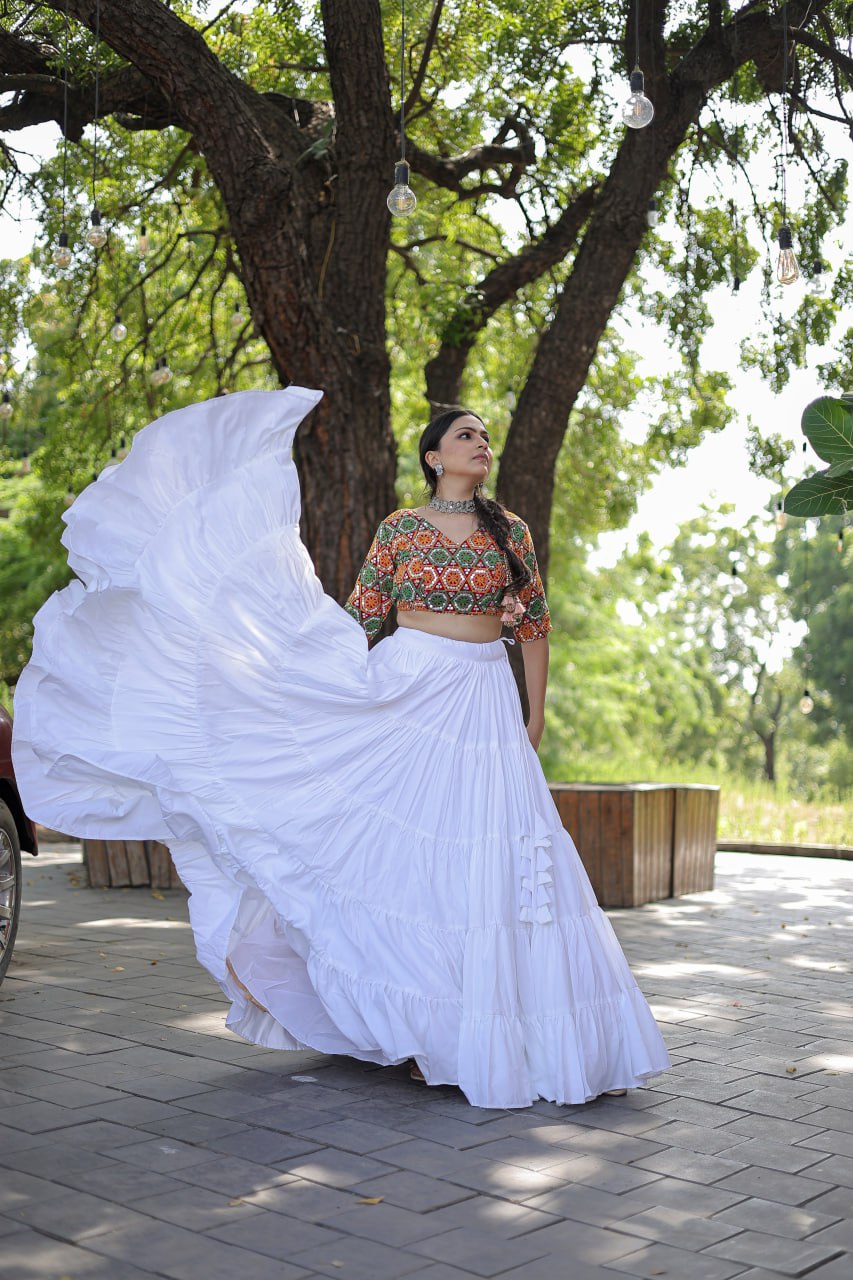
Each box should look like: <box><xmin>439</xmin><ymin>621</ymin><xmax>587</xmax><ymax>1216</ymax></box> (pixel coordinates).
<box><xmin>526</xmin><ymin>713</ymin><xmax>545</xmax><ymax>752</ymax></box>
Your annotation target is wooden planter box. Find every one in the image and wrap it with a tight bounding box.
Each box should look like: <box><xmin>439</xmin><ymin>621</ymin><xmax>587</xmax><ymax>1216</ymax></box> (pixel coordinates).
<box><xmin>548</xmin><ymin>783</ymin><xmax>719</xmax><ymax>908</ymax></box>
<box><xmin>82</xmin><ymin>839</ymin><xmax>184</xmax><ymax>890</ymax></box>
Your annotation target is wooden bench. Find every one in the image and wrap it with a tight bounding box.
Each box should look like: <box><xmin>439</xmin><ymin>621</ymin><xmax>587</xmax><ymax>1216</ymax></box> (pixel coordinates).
<box><xmin>82</xmin><ymin>839</ymin><xmax>183</xmax><ymax>890</ymax></box>
<box><xmin>548</xmin><ymin>783</ymin><xmax>719</xmax><ymax>907</ymax></box>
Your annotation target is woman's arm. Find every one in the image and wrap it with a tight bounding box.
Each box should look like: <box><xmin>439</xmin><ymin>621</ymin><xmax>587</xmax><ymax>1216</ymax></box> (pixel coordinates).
<box><xmin>520</xmin><ymin>635</ymin><xmax>549</xmax><ymax>750</ymax></box>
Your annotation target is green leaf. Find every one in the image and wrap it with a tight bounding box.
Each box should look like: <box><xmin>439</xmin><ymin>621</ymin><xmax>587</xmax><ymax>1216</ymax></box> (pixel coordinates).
<box><xmin>800</xmin><ymin>397</ymin><xmax>853</xmax><ymax>463</ymax></box>
<box><xmin>784</xmin><ymin>470</ymin><xmax>853</xmax><ymax>517</ymax></box>
<box><xmin>825</xmin><ymin>458</ymin><xmax>853</xmax><ymax>479</ymax></box>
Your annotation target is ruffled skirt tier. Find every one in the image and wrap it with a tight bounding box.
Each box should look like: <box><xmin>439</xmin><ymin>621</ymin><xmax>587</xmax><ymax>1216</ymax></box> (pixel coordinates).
<box><xmin>13</xmin><ymin>387</ymin><xmax>670</xmax><ymax>1108</ymax></box>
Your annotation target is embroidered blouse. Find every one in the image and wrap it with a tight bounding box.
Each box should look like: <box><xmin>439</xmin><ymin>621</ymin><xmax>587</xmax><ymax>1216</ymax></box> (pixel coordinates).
<box><xmin>344</xmin><ymin>508</ymin><xmax>552</xmax><ymax>644</ymax></box>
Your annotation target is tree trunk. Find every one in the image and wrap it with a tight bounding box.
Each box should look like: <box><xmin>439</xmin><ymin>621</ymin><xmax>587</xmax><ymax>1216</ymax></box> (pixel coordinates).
<box><xmin>496</xmin><ymin>103</ymin><xmax>698</xmax><ymax>574</ymax></box>
<box><xmin>761</xmin><ymin>731</ymin><xmax>776</xmax><ymax>784</ymax></box>
<box><xmin>48</xmin><ymin>0</ymin><xmax>398</xmax><ymax>599</ymax></box>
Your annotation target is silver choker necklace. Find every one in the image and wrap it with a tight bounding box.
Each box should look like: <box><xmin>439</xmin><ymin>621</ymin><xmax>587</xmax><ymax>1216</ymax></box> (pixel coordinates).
<box><xmin>428</xmin><ymin>495</ymin><xmax>477</xmax><ymax>514</ymax></box>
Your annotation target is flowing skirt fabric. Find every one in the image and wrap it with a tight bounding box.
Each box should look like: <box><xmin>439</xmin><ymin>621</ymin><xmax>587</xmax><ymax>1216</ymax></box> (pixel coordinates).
<box><xmin>13</xmin><ymin>387</ymin><xmax>670</xmax><ymax>1109</ymax></box>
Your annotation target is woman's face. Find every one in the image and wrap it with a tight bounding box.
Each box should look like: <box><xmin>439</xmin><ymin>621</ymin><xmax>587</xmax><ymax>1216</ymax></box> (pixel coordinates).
<box><xmin>428</xmin><ymin>415</ymin><xmax>493</xmax><ymax>483</ymax></box>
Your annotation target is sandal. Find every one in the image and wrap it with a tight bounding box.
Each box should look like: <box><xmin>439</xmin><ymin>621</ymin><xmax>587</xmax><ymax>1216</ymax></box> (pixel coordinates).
<box><xmin>408</xmin><ymin>1058</ymin><xmax>426</xmax><ymax>1083</ymax></box>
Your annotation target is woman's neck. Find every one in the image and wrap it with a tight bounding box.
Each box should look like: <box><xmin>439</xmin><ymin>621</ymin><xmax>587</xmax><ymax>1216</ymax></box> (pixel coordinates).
<box><xmin>434</xmin><ymin>481</ymin><xmax>477</xmax><ymax>503</ymax></box>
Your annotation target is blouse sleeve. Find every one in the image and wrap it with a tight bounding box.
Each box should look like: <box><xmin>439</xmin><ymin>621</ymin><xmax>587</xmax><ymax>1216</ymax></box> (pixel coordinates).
<box><xmin>344</xmin><ymin>517</ymin><xmax>396</xmax><ymax>640</ymax></box>
<box><xmin>510</xmin><ymin>520</ymin><xmax>552</xmax><ymax>643</ymax></box>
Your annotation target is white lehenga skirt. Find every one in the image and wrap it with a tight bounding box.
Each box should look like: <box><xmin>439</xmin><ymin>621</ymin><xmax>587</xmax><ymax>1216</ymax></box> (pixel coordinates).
<box><xmin>13</xmin><ymin>386</ymin><xmax>670</xmax><ymax>1109</ymax></box>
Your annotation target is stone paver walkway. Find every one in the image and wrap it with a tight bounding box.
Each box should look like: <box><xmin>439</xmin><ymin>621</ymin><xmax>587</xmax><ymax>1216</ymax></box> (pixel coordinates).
<box><xmin>1</xmin><ymin>845</ymin><xmax>852</xmax><ymax>1280</ymax></box>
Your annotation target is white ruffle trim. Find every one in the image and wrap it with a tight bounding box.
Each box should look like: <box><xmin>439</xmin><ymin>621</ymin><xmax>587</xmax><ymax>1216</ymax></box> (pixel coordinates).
<box><xmin>519</xmin><ymin>815</ymin><xmax>554</xmax><ymax>924</ymax></box>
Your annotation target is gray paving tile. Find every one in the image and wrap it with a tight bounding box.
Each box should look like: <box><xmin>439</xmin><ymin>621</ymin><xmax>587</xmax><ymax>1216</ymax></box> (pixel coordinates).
<box><xmin>3</xmin><ymin>1098</ymin><xmax>83</xmax><ymax>1132</ymax></box>
<box><xmin>713</xmin><ymin>1166</ymin><xmax>833</xmax><ymax>1206</ymax></box>
<box><xmin>640</xmin><ymin>1120</ymin><xmax>748</xmax><ymax>1155</ymax></box>
<box><xmin>207</xmin><ymin>1127</ymin><xmax>323</xmax><ymax>1164</ymax></box>
<box><xmin>498</xmin><ymin>1259</ymin><xmax>639</xmax><ymax>1280</ymax></box>
<box><xmin>538</xmin><ymin>1152</ymin><xmax>661</xmax><ymax>1194</ymax></box>
<box><xmin>141</xmin><ymin>1111</ymin><xmax>249</xmax><ymax>1144</ymax></box>
<box><xmin>0</xmin><ymin>1125</ymin><xmax>50</xmax><ymax>1157</ymax></box>
<box><xmin>421</xmin><ymin>1197</ymin><xmax>559</xmax><ymax>1239</ymax></box>
<box><xmin>246</xmin><ymin>1177</ymin><xmax>368</xmax><ymax>1221</ymax></box>
<box><xmin>797</xmin><ymin>1129</ymin><xmax>853</xmax><ymax>1158</ymax></box>
<box><xmin>800</xmin><ymin>1186</ymin><xmax>853</xmax><ymax>1217</ymax></box>
<box><xmin>322</xmin><ymin>1198</ymin><xmax>452</xmax><ymax>1246</ymax></box>
<box><xmin>170</xmin><ymin>1154</ymin><xmax>295</xmax><ymax>1197</ymax></box>
<box><xmin>69</xmin><ymin>1161</ymin><xmax>189</xmax><ymax>1205</ymax></box>
<box><xmin>4</xmin><ymin>1189</ymin><xmax>151</xmax><ymax>1242</ymax></box>
<box><xmin>0</xmin><ymin>1228</ymin><xmax>158</xmax><ymax>1279</ymax></box>
<box><xmin>295</xmin><ymin>1116</ymin><xmax>422</xmax><ymax>1153</ymax></box>
<box><xmin>615</xmin><ymin>1204</ymin><xmax>742</xmax><ymax>1249</ymax></box>
<box><xmin>631</xmin><ymin>1146</ymin><xmax>748</xmax><ymax>1184</ymax></box>
<box><xmin>350</xmin><ymin>1169</ymin><xmax>477</xmax><ymax>1211</ymax></box>
<box><xmin>407</xmin><ymin>1226</ymin><xmax>549</xmax><ymax>1276</ymax></box>
<box><xmin>713</xmin><ymin>1135</ymin><xmax>828</xmax><ymax>1172</ymax></box>
<box><xmin>616</xmin><ymin>1175</ymin><xmax>748</xmax><ymax>1216</ymax></box>
<box><xmin>0</xmin><ymin>1168</ymin><xmax>73</xmax><ymax>1211</ymax></box>
<box><xmin>291</xmin><ymin>1235</ymin><xmax>425</xmax><ymax>1279</ymax></box>
<box><xmin>107</xmin><ymin>1135</ymin><xmax>220</xmax><ymax>1173</ymax></box>
<box><xmin>704</xmin><ymin>1229</ymin><xmax>845</xmax><ymax>1276</ymax></box>
<box><xmin>524</xmin><ymin>1182</ymin><xmax>650</xmax><ymax>1227</ymax></box>
<box><xmin>799</xmin><ymin>1152</ymin><xmax>853</xmax><ymax>1188</ymax></box>
<box><xmin>84</xmin><ymin>1216</ymin><xmax>312</xmax><ymax>1279</ymax></box>
<box><xmin>502</xmin><ymin>1218</ymin><xmax>642</xmax><ymax>1264</ymax></box>
<box><xmin>278</xmin><ymin>1147</ymin><xmax>405</xmax><ymax>1187</ymax></box>
<box><xmin>710</xmin><ymin>1195</ymin><xmax>842</xmax><ymax>1240</ymax></box>
<box><xmin>805</xmin><ymin>1217</ymin><xmax>853</xmax><ymax>1250</ymax></box>
<box><xmin>605</xmin><ymin>1241</ymin><xmax>759</xmax><ymax>1278</ymax></box>
<box><xmin>132</xmin><ymin>1183</ymin><xmax>267</xmax><ymax>1230</ymax></box>
<box><xmin>806</xmin><ymin>1259</ymin><xmax>853</xmax><ymax>1279</ymax></box>
<box><xmin>370</xmin><ymin>1137</ymin><xmax>495</xmax><ymax>1179</ymax></box>
<box><xmin>207</xmin><ymin>1209</ymin><xmax>343</xmax><ymax>1257</ymax></box>
<box><xmin>47</xmin><ymin>1119</ymin><xmax>160</xmax><ymax>1150</ymax></box>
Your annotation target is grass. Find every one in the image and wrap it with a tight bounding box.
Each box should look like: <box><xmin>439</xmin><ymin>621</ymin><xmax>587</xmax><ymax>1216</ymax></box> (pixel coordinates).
<box><xmin>718</xmin><ymin>782</ymin><xmax>852</xmax><ymax>847</ymax></box>
<box><xmin>548</xmin><ymin>757</ymin><xmax>852</xmax><ymax>848</ymax></box>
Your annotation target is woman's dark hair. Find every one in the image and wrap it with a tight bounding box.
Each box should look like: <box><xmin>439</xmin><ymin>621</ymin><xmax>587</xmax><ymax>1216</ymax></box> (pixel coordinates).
<box><xmin>418</xmin><ymin>408</ymin><xmax>531</xmax><ymax>599</ymax></box>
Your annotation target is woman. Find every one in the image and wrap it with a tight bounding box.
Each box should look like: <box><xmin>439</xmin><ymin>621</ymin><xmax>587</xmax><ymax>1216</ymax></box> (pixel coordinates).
<box><xmin>13</xmin><ymin>386</ymin><xmax>670</xmax><ymax>1109</ymax></box>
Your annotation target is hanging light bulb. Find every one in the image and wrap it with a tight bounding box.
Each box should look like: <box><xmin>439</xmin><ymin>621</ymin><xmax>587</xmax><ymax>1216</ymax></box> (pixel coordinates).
<box><xmin>646</xmin><ymin>197</ymin><xmax>659</xmax><ymax>228</ymax></box>
<box><xmin>52</xmin><ymin>230</ymin><xmax>73</xmax><ymax>269</ymax></box>
<box><xmin>118</xmin><ymin>433</ymin><xmax>128</xmax><ymax>460</ymax></box>
<box><xmin>622</xmin><ymin>68</ymin><xmax>655</xmax><ymax>130</ymax></box>
<box><xmin>21</xmin><ymin>450</ymin><xmax>30</xmax><ymax>475</ymax></box>
<box><xmin>110</xmin><ymin>314</ymin><xmax>128</xmax><ymax>342</ymax></box>
<box><xmin>774</xmin><ymin>501</ymin><xmax>787</xmax><ymax>530</ymax></box>
<box><xmin>799</xmin><ymin>688</ymin><xmax>814</xmax><ymax>714</ymax></box>
<box><xmin>387</xmin><ymin>160</ymin><xmax>417</xmax><ymax>217</ymax></box>
<box><xmin>150</xmin><ymin>355</ymin><xmax>173</xmax><ymax>387</ymax></box>
<box><xmin>137</xmin><ymin>223</ymin><xmax>149</xmax><ymax>257</ymax></box>
<box><xmin>0</xmin><ymin>392</ymin><xmax>12</xmax><ymax>421</ymax></box>
<box><xmin>776</xmin><ymin>225</ymin><xmax>799</xmax><ymax>285</ymax></box>
<box><xmin>809</xmin><ymin>261</ymin><xmax>828</xmax><ymax>296</ymax></box>
<box><xmin>732</xmin><ymin>274</ymin><xmax>741</xmax><ymax>295</ymax></box>
<box><xmin>838</xmin><ymin>528</ymin><xmax>844</xmax><ymax>554</ymax></box>
<box><xmin>231</xmin><ymin>301</ymin><xmax>246</xmax><ymax>329</ymax></box>
<box><xmin>728</xmin><ymin>564</ymin><xmax>748</xmax><ymax>596</ymax></box>
<box><xmin>86</xmin><ymin>207</ymin><xmax>108</xmax><ymax>248</ymax></box>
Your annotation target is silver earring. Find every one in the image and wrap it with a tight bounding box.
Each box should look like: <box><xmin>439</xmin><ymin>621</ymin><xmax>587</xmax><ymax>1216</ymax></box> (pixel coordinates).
<box><xmin>434</xmin><ymin>462</ymin><xmax>444</xmax><ymax>476</ymax></box>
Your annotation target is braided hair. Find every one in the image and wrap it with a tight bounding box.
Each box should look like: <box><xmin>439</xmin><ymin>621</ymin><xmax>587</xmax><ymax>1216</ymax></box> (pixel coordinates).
<box><xmin>418</xmin><ymin>408</ymin><xmax>531</xmax><ymax>599</ymax></box>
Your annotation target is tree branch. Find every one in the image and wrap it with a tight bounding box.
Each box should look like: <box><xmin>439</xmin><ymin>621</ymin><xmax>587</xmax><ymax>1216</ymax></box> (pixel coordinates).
<box><xmin>424</xmin><ymin>183</ymin><xmax>599</xmax><ymax>409</ymax></box>
<box><xmin>403</xmin><ymin>0</ymin><xmax>445</xmax><ymax>115</ymax></box>
<box><xmin>407</xmin><ymin>116</ymin><xmax>536</xmax><ymax>198</ymax></box>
